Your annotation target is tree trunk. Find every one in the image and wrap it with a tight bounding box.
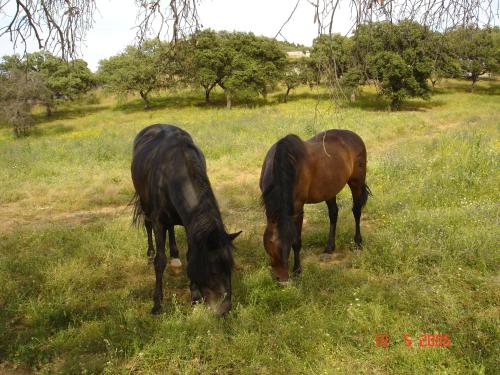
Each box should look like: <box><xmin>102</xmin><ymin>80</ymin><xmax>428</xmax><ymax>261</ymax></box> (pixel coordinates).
<box><xmin>431</xmin><ymin>79</ymin><xmax>437</xmax><ymax>88</ymax></box>
<box><xmin>470</xmin><ymin>77</ymin><xmax>477</xmax><ymax>93</ymax></box>
<box><xmin>205</xmin><ymin>89</ymin><xmax>210</xmax><ymax>103</ymax></box>
<box><xmin>46</xmin><ymin>103</ymin><xmax>52</xmax><ymax>117</ymax></box>
<box><xmin>390</xmin><ymin>97</ymin><xmax>400</xmax><ymax>111</ymax></box>
<box><xmin>284</xmin><ymin>87</ymin><xmax>291</xmax><ymax>103</ymax></box>
<box><xmin>140</xmin><ymin>90</ymin><xmax>150</xmax><ymax>109</ymax></box>
<box><xmin>350</xmin><ymin>92</ymin><xmax>356</xmax><ymax>102</ymax></box>
<box><xmin>226</xmin><ymin>92</ymin><xmax>232</xmax><ymax>109</ymax></box>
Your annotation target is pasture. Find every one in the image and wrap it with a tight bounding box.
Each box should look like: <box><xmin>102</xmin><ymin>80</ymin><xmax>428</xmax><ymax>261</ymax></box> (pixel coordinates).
<box><xmin>0</xmin><ymin>81</ymin><xmax>498</xmax><ymax>374</ymax></box>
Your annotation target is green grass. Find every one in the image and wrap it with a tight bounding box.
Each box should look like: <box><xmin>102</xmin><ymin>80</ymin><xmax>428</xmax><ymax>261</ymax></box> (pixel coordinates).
<box><xmin>0</xmin><ymin>80</ymin><xmax>499</xmax><ymax>374</ymax></box>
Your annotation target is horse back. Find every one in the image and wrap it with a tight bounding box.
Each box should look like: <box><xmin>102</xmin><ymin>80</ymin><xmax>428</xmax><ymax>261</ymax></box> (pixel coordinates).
<box><xmin>299</xmin><ymin>130</ymin><xmax>367</xmax><ymax>203</ymax></box>
<box><xmin>131</xmin><ymin>124</ymin><xmax>207</xmax><ymax>226</ymax></box>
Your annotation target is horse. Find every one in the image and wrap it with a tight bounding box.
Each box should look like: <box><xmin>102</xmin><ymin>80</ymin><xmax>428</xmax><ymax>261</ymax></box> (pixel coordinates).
<box><xmin>260</xmin><ymin>129</ymin><xmax>370</xmax><ymax>282</ymax></box>
<box><xmin>131</xmin><ymin>124</ymin><xmax>241</xmax><ymax>315</ymax></box>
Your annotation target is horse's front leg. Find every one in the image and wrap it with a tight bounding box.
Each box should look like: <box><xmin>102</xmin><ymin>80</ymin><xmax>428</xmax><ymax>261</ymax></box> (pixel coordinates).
<box><xmin>145</xmin><ymin>219</ymin><xmax>155</xmax><ymax>262</ymax></box>
<box><xmin>292</xmin><ymin>211</ymin><xmax>304</xmax><ymax>276</ymax></box>
<box><xmin>320</xmin><ymin>197</ymin><xmax>338</xmax><ymax>261</ymax></box>
<box><xmin>167</xmin><ymin>226</ymin><xmax>182</xmax><ymax>270</ymax></box>
<box><xmin>151</xmin><ymin>223</ymin><xmax>167</xmax><ymax>315</ymax></box>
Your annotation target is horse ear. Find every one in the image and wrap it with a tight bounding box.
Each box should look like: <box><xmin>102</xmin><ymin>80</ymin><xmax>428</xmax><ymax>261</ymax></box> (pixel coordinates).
<box><xmin>228</xmin><ymin>231</ymin><xmax>242</xmax><ymax>241</ymax></box>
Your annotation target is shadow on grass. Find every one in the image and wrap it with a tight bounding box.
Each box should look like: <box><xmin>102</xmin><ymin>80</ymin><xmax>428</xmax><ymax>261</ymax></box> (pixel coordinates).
<box><xmin>112</xmin><ymin>92</ymin><xmax>287</xmax><ymax>113</ymax></box>
<box><xmin>33</xmin><ymin>105</ymin><xmax>109</xmax><ymax>125</ymax></box>
<box><xmin>348</xmin><ymin>91</ymin><xmax>446</xmax><ymax>112</ymax></box>
<box><xmin>284</xmin><ymin>89</ymin><xmax>447</xmax><ymax>112</ymax></box>
<box><xmin>30</xmin><ymin>123</ymin><xmax>75</xmax><ymax>138</ymax></box>
<box><xmin>431</xmin><ymin>78</ymin><xmax>500</xmax><ymax>96</ymax></box>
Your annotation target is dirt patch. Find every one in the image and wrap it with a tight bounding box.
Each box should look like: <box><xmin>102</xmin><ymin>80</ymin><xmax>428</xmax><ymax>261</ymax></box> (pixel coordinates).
<box><xmin>302</xmin><ymin>249</ymin><xmax>359</xmax><ymax>269</ymax></box>
<box><xmin>0</xmin><ymin>204</ymin><xmax>129</xmax><ymax>234</ymax></box>
<box><xmin>0</xmin><ymin>362</ymin><xmax>33</xmax><ymax>375</ymax></box>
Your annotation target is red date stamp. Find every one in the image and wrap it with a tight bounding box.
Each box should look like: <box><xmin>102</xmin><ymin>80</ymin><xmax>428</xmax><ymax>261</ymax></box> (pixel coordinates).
<box><xmin>375</xmin><ymin>334</ymin><xmax>451</xmax><ymax>348</ymax></box>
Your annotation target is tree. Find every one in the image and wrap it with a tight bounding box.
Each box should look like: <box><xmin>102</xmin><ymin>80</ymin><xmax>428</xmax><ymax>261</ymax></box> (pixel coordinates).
<box><xmin>98</xmin><ymin>39</ymin><xmax>177</xmax><ymax>109</ymax></box>
<box><xmin>282</xmin><ymin>59</ymin><xmax>308</xmax><ymax>103</ymax></box>
<box><xmin>368</xmin><ymin>51</ymin><xmax>430</xmax><ymax>109</ymax></box>
<box><xmin>310</xmin><ymin>34</ymin><xmax>353</xmax><ymax>84</ymax></box>
<box><xmin>448</xmin><ymin>27</ymin><xmax>500</xmax><ymax>91</ymax></box>
<box><xmin>24</xmin><ymin>51</ymin><xmax>95</xmax><ymax>115</ymax></box>
<box><xmin>0</xmin><ymin>67</ymin><xmax>49</xmax><ymax>137</ymax></box>
<box><xmin>353</xmin><ymin>20</ymin><xmax>433</xmax><ymax>109</ymax></box>
<box><xmin>426</xmin><ymin>31</ymin><xmax>460</xmax><ymax>87</ymax></box>
<box><xmin>218</xmin><ymin>32</ymin><xmax>286</xmax><ymax>108</ymax></box>
<box><xmin>185</xmin><ymin>31</ymin><xmax>286</xmax><ymax>108</ymax></box>
<box><xmin>184</xmin><ymin>29</ymin><xmax>231</xmax><ymax>103</ymax></box>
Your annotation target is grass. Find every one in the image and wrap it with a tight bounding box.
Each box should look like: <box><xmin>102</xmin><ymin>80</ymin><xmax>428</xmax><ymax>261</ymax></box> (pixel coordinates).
<box><xmin>0</xmin><ymin>80</ymin><xmax>498</xmax><ymax>374</ymax></box>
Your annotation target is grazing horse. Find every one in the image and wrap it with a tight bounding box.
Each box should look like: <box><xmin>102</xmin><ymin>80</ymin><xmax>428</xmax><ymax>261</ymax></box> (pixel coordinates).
<box><xmin>260</xmin><ymin>129</ymin><xmax>370</xmax><ymax>282</ymax></box>
<box><xmin>131</xmin><ymin>124</ymin><xmax>241</xmax><ymax>315</ymax></box>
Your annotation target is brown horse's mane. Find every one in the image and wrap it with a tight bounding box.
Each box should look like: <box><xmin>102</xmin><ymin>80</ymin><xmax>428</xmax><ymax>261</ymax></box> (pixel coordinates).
<box><xmin>261</xmin><ymin>134</ymin><xmax>306</xmax><ymax>246</ymax></box>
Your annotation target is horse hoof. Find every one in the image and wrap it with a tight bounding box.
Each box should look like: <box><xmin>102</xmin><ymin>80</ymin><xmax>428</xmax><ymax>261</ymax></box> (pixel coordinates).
<box><xmin>151</xmin><ymin>306</ymin><xmax>162</xmax><ymax>315</ymax></box>
<box><xmin>170</xmin><ymin>258</ymin><xmax>182</xmax><ymax>269</ymax></box>
<box><xmin>278</xmin><ymin>280</ymin><xmax>290</xmax><ymax>288</ymax></box>
<box><xmin>292</xmin><ymin>268</ymin><xmax>302</xmax><ymax>277</ymax></box>
<box><xmin>320</xmin><ymin>253</ymin><xmax>332</xmax><ymax>262</ymax></box>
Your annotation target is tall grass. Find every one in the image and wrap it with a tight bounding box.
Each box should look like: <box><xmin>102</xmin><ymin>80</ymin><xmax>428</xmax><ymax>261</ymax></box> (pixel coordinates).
<box><xmin>0</xmin><ymin>80</ymin><xmax>498</xmax><ymax>374</ymax></box>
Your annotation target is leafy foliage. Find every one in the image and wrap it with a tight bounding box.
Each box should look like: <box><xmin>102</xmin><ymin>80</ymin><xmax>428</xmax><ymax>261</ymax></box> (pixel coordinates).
<box><xmin>0</xmin><ymin>69</ymin><xmax>49</xmax><ymax>137</ymax></box>
<box><xmin>353</xmin><ymin>21</ymin><xmax>433</xmax><ymax>109</ymax></box>
<box><xmin>447</xmin><ymin>26</ymin><xmax>500</xmax><ymax>90</ymax></box>
<box><xmin>184</xmin><ymin>30</ymin><xmax>286</xmax><ymax>108</ymax></box>
<box><xmin>0</xmin><ymin>52</ymin><xmax>94</xmax><ymax>136</ymax></box>
<box><xmin>97</xmin><ymin>39</ymin><xmax>178</xmax><ymax>109</ymax></box>
<box><xmin>310</xmin><ymin>34</ymin><xmax>353</xmax><ymax>84</ymax></box>
<box><xmin>282</xmin><ymin>59</ymin><xmax>309</xmax><ymax>102</ymax></box>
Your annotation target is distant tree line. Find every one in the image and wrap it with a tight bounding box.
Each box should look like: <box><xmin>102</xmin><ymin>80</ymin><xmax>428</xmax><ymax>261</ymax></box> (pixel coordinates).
<box><xmin>1</xmin><ymin>22</ymin><xmax>499</xmax><ymax>136</ymax></box>
<box><xmin>96</xmin><ymin>23</ymin><xmax>499</xmax><ymax>111</ymax></box>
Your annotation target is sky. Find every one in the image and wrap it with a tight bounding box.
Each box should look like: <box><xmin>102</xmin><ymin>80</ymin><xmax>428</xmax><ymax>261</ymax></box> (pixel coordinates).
<box><xmin>0</xmin><ymin>0</ymin><xmax>353</xmax><ymax>71</ymax></box>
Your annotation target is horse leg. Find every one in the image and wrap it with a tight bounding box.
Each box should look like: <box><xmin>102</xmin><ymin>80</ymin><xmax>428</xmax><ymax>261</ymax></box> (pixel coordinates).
<box><xmin>190</xmin><ymin>282</ymin><xmax>203</xmax><ymax>305</ymax></box>
<box><xmin>349</xmin><ymin>181</ymin><xmax>364</xmax><ymax>248</ymax></box>
<box><xmin>320</xmin><ymin>197</ymin><xmax>338</xmax><ymax>261</ymax></box>
<box><xmin>151</xmin><ymin>223</ymin><xmax>167</xmax><ymax>315</ymax></box>
<box><xmin>145</xmin><ymin>219</ymin><xmax>155</xmax><ymax>262</ymax></box>
<box><xmin>168</xmin><ymin>226</ymin><xmax>182</xmax><ymax>269</ymax></box>
<box><xmin>292</xmin><ymin>212</ymin><xmax>303</xmax><ymax>276</ymax></box>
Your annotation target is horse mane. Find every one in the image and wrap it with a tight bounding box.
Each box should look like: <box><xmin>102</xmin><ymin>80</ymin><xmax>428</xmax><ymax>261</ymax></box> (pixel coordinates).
<box><xmin>181</xmin><ymin>143</ymin><xmax>235</xmax><ymax>286</ymax></box>
<box><xmin>262</xmin><ymin>134</ymin><xmax>306</xmax><ymax>246</ymax></box>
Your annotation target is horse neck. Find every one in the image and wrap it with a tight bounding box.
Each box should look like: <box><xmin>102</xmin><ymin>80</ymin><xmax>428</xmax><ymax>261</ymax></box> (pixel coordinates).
<box><xmin>183</xmin><ymin>176</ymin><xmax>225</xmax><ymax>245</ymax></box>
<box><xmin>262</xmin><ymin>135</ymin><xmax>306</xmax><ymax>243</ymax></box>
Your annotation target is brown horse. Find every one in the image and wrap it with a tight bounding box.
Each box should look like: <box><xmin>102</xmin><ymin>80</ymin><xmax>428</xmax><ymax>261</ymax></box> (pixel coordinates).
<box><xmin>260</xmin><ymin>129</ymin><xmax>370</xmax><ymax>282</ymax></box>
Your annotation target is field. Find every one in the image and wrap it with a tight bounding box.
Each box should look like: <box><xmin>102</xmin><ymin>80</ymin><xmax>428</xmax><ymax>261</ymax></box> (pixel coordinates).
<box><xmin>0</xmin><ymin>81</ymin><xmax>498</xmax><ymax>374</ymax></box>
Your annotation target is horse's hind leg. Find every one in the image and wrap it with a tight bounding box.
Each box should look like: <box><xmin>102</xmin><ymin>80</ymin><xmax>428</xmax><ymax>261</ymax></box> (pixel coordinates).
<box><xmin>151</xmin><ymin>223</ymin><xmax>167</xmax><ymax>315</ymax></box>
<box><xmin>167</xmin><ymin>226</ymin><xmax>182</xmax><ymax>270</ymax></box>
<box><xmin>320</xmin><ymin>197</ymin><xmax>338</xmax><ymax>261</ymax></box>
<box><xmin>348</xmin><ymin>180</ymin><xmax>367</xmax><ymax>248</ymax></box>
<box><xmin>145</xmin><ymin>219</ymin><xmax>155</xmax><ymax>262</ymax></box>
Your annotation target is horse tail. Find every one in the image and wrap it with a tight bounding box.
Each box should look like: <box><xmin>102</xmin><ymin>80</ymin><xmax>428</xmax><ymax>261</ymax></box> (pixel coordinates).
<box><xmin>273</xmin><ymin>134</ymin><xmax>306</xmax><ymax>243</ymax></box>
<box><xmin>130</xmin><ymin>192</ymin><xmax>144</xmax><ymax>227</ymax></box>
<box><xmin>359</xmin><ymin>183</ymin><xmax>372</xmax><ymax>208</ymax></box>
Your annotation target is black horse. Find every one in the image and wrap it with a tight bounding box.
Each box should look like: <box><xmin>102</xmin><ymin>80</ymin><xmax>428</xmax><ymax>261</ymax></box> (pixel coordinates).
<box><xmin>131</xmin><ymin>124</ymin><xmax>240</xmax><ymax>315</ymax></box>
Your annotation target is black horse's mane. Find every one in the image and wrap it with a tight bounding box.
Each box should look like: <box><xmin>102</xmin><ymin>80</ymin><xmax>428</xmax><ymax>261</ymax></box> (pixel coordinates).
<box><xmin>261</xmin><ymin>134</ymin><xmax>306</xmax><ymax>246</ymax></box>
<box><xmin>131</xmin><ymin>124</ymin><xmax>233</xmax><ymax>286</ymax></box>
<box><xmin>179</xmin><ymin>140</ymin><xmax>234</xmax><ymax>286</ymax></box>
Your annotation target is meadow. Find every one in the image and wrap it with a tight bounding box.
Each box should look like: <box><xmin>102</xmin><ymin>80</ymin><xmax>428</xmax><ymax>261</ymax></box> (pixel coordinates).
<box><xmin>0</xmin><ymin>80</ymin><xmax>498</xmax><ymax>374</ymax></box>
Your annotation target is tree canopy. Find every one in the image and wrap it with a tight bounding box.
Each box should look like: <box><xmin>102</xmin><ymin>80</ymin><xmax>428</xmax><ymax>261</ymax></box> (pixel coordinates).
<box><xmin>447</xmin><ymin>26</ymin><xmax>500</xmax><ymax>90</ymax></box>
<box><xmin>97</xmin><ymin>39</ymin><xmax>178</xmax><ymax>109</ymax></box>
